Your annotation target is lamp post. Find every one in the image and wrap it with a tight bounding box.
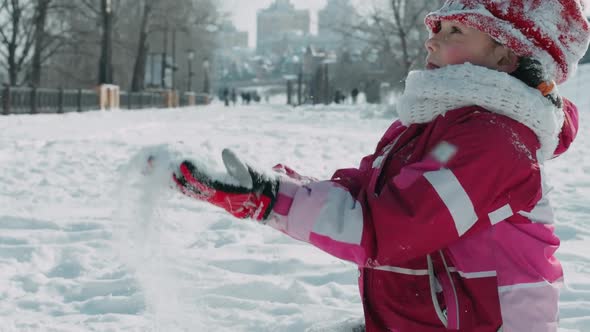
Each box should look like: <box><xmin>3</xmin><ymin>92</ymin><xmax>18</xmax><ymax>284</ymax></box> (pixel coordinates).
<box><xmin>161</xmin><ymin>26</ymin><xmax>168</xmax><ymax>88</ymax></box>
<box><xmin>202</xmin><ymin>59</ymin><xmax>210</xmax><ymax>94</ymax></box>
<box><xmin>171</xmin><ymin>28</ymin><xmax>177</xmax><ymax>90</ymax></box>
<box><xmin>148</xmin><ymin>52</ymin><xmax>156</xmax><ymax>87</ymax></box>
<box><xmin>187</xmin><ymin>50</ymin><xmax>195</xmax><ymax>92</ymax></box>
<box><xmin>99</xmin><ymin>0</ymin><xmax>113</xmax><ymax>84</ymax></box>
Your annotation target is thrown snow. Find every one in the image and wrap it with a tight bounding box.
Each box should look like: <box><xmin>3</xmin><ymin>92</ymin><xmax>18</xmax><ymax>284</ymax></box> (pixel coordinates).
<box><xmin>0</xmin><ymin>66</ymin><xmax>589</xmax><ymax>331</ymax></box>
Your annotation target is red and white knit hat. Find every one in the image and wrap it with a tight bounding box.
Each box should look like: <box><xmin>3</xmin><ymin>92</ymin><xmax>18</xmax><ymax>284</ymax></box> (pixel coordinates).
<box><xmin>425</xmin><ymin>0</ymin><xmax>590</xmax><ymax>84</ymax></box>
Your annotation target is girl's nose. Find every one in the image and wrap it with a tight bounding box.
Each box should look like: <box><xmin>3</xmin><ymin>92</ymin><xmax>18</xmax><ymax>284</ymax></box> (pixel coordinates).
<box><xmin>425</xmin><ymin>37</ymin><xmax>438</xmax><ymax>53</ymax></box>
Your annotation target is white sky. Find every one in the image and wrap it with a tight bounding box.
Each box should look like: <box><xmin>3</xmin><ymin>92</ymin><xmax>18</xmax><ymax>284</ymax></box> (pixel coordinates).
<box><xmin>221</xmin><ymin>0</ymin><xmax>368</xmax><ymax>48</ymax></box>
<box><xmin>220</xmin><ymin>0</ymin><xmax>326</xmax><ymax>48</ymax></box>
<box><xmin>221</xmin><ymin>0</ymin><xmax>590</xmax><ymax>49</ymax></box>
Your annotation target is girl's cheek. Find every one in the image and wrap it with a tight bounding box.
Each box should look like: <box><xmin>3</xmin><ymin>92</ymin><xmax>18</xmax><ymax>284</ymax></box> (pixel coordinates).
<box><xmin>443</xmin><ymin>48</ymin><xmax>469</xmax><ymax>65</ymax></box>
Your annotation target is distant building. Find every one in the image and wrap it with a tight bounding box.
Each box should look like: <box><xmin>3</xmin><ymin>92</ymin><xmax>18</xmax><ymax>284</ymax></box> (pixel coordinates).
<box><xmin>218</xmin><ymin>21</ymin><xmax>249</xmax><ymax>50</ymax></box>
<box><xmin>317</xmin><ymin>0</ymin><xmax>364</xmax><ymax>52</ymax></box>
<box><xmin>257</xmin><ymin>0</ymin><xmax>310</xmax><ymax>54</ymax></box>
<box><xmin>318</xmin><ymin>0</ymin><xmax>355</xmax><ymax>44</ymax></box>
<box><xmin>213</xmin><ymin>21</ymin><xmax>253</xmax><ymax>86</ymax></box>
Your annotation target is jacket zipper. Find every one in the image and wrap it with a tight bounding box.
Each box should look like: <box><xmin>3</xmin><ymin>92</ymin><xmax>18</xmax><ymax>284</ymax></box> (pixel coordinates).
<box><xmin>427</xmin><ymin>254</ymin><xmax>448</xmax><ymax>328</ymax></box>
<box><xmin>439</xmin><ymin>251</ymin><xmax>460</xmax><ymax>330</ymax></box>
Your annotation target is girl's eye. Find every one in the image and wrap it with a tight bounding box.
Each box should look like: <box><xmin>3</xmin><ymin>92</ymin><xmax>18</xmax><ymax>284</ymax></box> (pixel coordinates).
<box><xmin>450</xmin><ymin>26</ymin><xmax>461</xmax><ymax>34</ymax></box>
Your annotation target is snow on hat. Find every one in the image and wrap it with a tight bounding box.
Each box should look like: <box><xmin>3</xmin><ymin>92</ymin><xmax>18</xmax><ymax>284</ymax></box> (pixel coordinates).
<box><xmin>425</xmin><ymin>0</ymin><xmax>590</xmax><ymax>84</ymax></box>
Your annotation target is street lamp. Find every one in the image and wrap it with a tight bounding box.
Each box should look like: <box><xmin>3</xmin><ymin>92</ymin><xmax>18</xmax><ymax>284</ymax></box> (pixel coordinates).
<box><xmin>202</xmin><ymin>59</ymin><xmax>210</xmax><ymax>94</ymax></box>
<box><xmin>187</xmin><ymin>50</ymin><xmax>195</xmax><ymax>92</ymax></box>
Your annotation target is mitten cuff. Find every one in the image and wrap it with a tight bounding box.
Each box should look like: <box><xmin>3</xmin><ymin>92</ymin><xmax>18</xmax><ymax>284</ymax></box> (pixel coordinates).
<box><xmin>273</xmin><ymin>177</ymin><xmax>300</xmax><ymax>216</ymax></box>
<box><xmin>265</xmin><ymin>177</ymin><xmax>299</xmax><ymax>230</ymax></box>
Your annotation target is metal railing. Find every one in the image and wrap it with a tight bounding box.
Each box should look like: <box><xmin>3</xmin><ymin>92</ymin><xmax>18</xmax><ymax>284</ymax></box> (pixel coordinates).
<box><xmin>2</xmin><ymin>86</ymin><xmax>99</xmax><ymax>115</ymax></box>
<box><xmin>120</xmin><ymin>91</ymin><xmax>165</xmax><ymax>110</ymax></box>
<box><xmin>1</xmin><ymin>85</ymin><xmax>211</xmax><ymax>115</ymax></box>
<box><xmin>194</xmin><ymin>93</ymin><xmax>210</xmax><ymax>105</ymax></box>
<box><xmin>179</xmin><ymin>92</ymin><xmax>190</xmax><ymax>107</ymax></box>
<box><xmin>180</xmin><ymin>92</ymin><xmax>212</xmax><ymax>107</ymax></box>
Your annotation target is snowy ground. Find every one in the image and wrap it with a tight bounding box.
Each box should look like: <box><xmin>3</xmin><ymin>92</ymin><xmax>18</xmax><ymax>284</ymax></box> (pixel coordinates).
<box><xmin>0</xmin><ymin>65</ymin><xmax>589</xmax><ymax>332</ymax></box>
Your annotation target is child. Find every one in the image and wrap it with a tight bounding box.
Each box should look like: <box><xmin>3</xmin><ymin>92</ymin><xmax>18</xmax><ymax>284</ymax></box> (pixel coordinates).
<box><xmin>171</xmin><ymin>1</ymin><xmax>590</xmax><ymax>331</ymax></box>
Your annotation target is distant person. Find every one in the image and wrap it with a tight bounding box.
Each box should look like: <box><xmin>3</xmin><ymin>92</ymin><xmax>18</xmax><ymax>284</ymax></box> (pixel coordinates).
<box><xmin>222</xmin><ymin>87</ymin><xmax>229</xmax><ymax>107</ymax></box>
<box><xmin>165</xmin><ymin>1</ymin><xmax>589</xmax><ymax>330</ymax></box>
<box><xmin>230</xmin><ymin>88</ymin><xmax>237</xmax><ymax>106</ymax></box>
<box><xmin>351</xmin><ymin>87</ymin><xmax>359</xmax><ymax>104</ymax></box>
<box><xmin>334</xmin><ymin>89</ymin><xmax>343</xmax><ymax>104</ymax></box>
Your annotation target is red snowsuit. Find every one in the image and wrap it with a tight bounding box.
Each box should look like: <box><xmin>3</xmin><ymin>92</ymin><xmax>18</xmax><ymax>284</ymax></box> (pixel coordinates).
<box><xmin>268</xmin><ymin>99</ymin><xmax>578</xmax><ymax>331</ymax></box>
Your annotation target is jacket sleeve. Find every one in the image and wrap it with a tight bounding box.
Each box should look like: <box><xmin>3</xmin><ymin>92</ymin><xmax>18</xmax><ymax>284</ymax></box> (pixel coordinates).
<box><xmin>267</xmin><ymin>115</ymin><xmax>541</xmax><ymax>267</ymax></box>
<box><xmin>552</xmin><ymin>97</ymin><xmax>578</xmax><ymax>158</ymax></box>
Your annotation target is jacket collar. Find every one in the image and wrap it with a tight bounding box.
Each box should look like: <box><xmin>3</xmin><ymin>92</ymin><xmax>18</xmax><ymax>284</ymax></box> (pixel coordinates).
<box><xmin>396</xmin><ymin>63</ymin><xmax>564</xmax><ymax>161</ymax></box>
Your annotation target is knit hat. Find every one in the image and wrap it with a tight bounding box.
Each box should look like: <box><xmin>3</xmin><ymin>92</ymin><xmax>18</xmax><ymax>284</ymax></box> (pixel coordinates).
<box><xmin>424</xmin><ymin>0</ymin><xmax>590</xmax><ymax>84</ymax></box>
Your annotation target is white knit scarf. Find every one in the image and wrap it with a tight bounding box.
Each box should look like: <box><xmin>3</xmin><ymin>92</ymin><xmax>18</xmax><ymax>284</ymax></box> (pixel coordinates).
<box><xmin>397</xmin><ymin>63</ymin><xmax>564</xmax><ymax>161</ymax></box>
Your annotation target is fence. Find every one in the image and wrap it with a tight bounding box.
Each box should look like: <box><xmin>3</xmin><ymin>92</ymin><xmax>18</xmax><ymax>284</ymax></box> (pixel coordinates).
<box><xmin>1</xmin><ymin>85</ymin><xmax>211</xmax><ymax>115</ymax></box>
<box><xmin>179</xmin><ymin>92</ymin><xmax>211</xmax><ymax>107</ymax></box>
<box><xmin>120</xmin><ymin>91</ymin><xmax>166</xmax><ymax>110</ymax></box>
<box><xmin>2</xmin><ymin>86</ymin><xmax>100</xmax><ymax>115</ymax></box>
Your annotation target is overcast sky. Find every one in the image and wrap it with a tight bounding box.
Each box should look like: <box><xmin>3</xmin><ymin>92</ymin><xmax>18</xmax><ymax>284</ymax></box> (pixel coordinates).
<box><xmin>221</xmin><ymin>0</ymin><xmax>590</xmax><ymax>49</ymax></box>
<box><xmin>220</xmin><ymin>0</ymin><xmax>326</xmax><ymax>47</ymax></box>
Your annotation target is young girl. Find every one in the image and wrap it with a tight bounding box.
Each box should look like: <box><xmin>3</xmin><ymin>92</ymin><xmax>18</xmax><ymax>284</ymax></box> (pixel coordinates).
<box><xmin>171</xmin><ymin>0</ymin><xmax>590</xmax><ymax>330</ymax></box>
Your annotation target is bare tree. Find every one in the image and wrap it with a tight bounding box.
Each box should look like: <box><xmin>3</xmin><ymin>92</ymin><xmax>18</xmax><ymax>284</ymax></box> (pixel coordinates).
<box><xmin>0</xmin><ymin>0</ymin><xmax>220</xmax><ymax>90</ymax></box>
<box><xmin>40</xmin><ymin>0</ymin><xmax>102</xmax><ymax>87</ymax></box>
<box><xmin>0</xmin><ymin>0</ymin><xmax>68</xmax><ymax>86</ymax></box>
<box><xmin>29</xmin><ymin>0</ymin><xmax>66</xmax><ymax>86</ymax></box>
<box><xmin>365</xmin><ymin>0</ymin><xmax>441</xmax><ymax>85</ymax></box>
<box><xmin>130</xmin><ymin>0</ymin><xmax>153</xmax><ymax>91</ymax></box>
<box><xmin>30</xmin><ymin>0</ymin><xmax>50</xmax><ymax>86</ymax></box>
<box><xmin>389</xmin><ymin>0</ymin><xmax>432</xmax><ymax>74</ymax></box>
<box><xmin>323</xmin><ymin>0</ymin><xmax>444</xmax><ymax>90</ymax></box>
<box><xmin>130</xmin><ymin>0</ymin><xmax>220</xmax><ymax>91</ymax></box>
<box><xmin>0</xmin><ymin>0</ymin><xmax>36</xmax><ymax>85</ymax></box>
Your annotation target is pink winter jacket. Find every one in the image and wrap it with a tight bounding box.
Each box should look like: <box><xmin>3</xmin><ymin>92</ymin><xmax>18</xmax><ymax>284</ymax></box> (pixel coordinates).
<box><xmin>267</xmin><ymin>99</ymin><xmax>579</xmax><ymax>332</ymax></box>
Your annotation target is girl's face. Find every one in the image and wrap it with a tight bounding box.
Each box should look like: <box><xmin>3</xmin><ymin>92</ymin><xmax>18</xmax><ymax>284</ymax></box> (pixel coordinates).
<box><xmin>425</xmin><ymin>21</ymin><xmax>511</xmax><ymax>71</ymax></box>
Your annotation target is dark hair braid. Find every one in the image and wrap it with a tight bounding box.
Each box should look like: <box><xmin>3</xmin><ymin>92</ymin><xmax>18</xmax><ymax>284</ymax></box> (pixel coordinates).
<box><xmin>510</xmin><ymin>57</ymin><xmax>563</xmax><ymax>108</ymax></box>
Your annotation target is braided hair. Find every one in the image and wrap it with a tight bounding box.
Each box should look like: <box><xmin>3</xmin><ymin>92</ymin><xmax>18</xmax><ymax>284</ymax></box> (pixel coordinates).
<box><xmin>510</xmin><ymin>57</ymin><xmax>563</xmax><ymax>108</ymax></box>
